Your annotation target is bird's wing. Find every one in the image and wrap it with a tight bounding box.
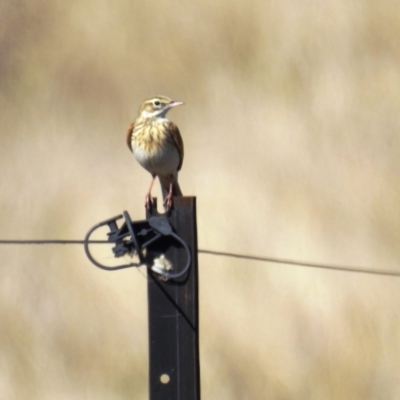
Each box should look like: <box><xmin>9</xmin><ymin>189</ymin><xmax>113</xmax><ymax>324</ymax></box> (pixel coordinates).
<box><xmin>126</xmin><ymin>122</ymin><xmax>134</xmax><ymax>152</ymax></box>
<box><xmin>169</xmin><ymin>122</ymin><xmax>184</xmax><ymax>171</ymax></box>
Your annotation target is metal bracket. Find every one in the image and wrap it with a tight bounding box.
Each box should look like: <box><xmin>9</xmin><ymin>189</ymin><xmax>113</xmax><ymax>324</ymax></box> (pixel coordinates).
<box><xmin>84</xmin><ymin>210</ymin><xmax>191</xmax><ymax>280</ymax></box>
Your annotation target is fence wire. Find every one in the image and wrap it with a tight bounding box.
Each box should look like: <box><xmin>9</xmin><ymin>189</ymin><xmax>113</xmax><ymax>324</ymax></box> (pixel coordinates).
<box><xmin>0</xmin><ymin>239</ymin><xmax>398</xmax><ymax>277</ymax></box>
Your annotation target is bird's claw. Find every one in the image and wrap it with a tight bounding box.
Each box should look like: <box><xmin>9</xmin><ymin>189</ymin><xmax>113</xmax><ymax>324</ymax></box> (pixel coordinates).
<box><xmin>145</xmin><ymin>195</ymin><xmax>154</xmax><ymax>210</ymax></box>
<box><xmin>163</xmin><ymin>193</ymin><xmax>173</xmax><ymax>211</ymax></box>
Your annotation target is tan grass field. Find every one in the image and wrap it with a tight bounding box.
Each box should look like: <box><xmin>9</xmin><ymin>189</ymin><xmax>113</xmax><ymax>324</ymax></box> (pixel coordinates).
<box><xmin>1</xmin><ymin>1</ymin><xmax>400</xmax><ymax>399</ymax></box>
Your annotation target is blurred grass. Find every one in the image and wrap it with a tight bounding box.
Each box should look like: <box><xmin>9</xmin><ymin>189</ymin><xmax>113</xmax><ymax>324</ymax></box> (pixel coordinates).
<box><xmin>1</xmin><ymin>0</ymin><xmax>400</xmax><ymax>398</ymax></box>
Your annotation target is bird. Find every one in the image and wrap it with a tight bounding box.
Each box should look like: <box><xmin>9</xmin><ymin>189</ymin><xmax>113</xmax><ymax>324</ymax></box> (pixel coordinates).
<box><xmin>126</xmin><ymin>95</ymin><xmax>184</xmax><ymax>210</ymax></box>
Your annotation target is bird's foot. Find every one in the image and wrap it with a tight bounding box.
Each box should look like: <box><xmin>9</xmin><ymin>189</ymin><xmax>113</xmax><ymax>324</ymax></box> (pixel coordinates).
<box><xmin>163</xmin><ymin>193</ymin><xmax>173</xmax><ymax>211</ymax></box>
<box><xmin>145</xmin><ymin>194</ymin><xmax>154</xmax><ymax>210</ymax></box>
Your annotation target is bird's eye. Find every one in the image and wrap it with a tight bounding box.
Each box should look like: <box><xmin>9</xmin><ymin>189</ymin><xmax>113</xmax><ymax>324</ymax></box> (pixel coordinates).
<box><xmin>154</xmin><ymin>101</ymin><xmax>160</xmax><ymax>106</ymax></box>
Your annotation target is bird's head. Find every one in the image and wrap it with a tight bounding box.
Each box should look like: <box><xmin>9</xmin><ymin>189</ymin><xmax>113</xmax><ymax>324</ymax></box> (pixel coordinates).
<box><xmin>137</xmin><ymin>96</ymin><xmax>184</xmax><ymax>119</ymax></box>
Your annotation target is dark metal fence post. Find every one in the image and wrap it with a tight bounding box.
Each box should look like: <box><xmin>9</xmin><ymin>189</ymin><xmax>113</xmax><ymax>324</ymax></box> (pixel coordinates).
<box><xmin>146</xmin><ymin>197</ymin><xmax>200</xmax><ymax>400</ymax></box>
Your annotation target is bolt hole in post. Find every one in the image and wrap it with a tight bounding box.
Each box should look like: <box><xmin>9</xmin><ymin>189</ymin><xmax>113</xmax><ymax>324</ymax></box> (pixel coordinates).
<box><xmin>160</xmin><ymin>374</ymin><xmax>170</xmax><ymax>384</ymax></box>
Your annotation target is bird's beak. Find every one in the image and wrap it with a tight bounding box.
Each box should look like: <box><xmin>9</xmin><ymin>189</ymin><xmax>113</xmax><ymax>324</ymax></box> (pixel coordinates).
<box><xmin>168</xmin><ymin>101</ymin><xmax>184</xmax><ymax>108</ymax></box>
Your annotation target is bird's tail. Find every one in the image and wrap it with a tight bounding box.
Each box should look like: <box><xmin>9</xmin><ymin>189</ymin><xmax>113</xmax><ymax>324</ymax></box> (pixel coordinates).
<box><xmin>159</xmin><ymin>174</ymin><xmax>182</xmax><ymax>199</ymax></box>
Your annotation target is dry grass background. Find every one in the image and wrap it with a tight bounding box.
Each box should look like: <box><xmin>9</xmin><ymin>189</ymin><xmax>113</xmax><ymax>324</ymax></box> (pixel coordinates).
<box><xmin>1</xmin><ymin>0</ymin><xmax>400</xmax><ymax>399</ymax></box>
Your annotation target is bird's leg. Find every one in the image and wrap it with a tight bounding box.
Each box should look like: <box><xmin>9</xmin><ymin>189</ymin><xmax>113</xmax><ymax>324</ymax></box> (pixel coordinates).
<box><xmin>145</xmin><ymin>174</ymin><xmax>156</xmax><ymax>209</ymax></box>
<box><xmin>163</xmin><ymin>175</ymin><xmax>174</xmax><ymax>210</ymax></box>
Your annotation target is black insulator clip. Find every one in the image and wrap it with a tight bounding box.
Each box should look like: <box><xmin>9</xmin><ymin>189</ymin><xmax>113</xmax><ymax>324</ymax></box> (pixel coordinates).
<box><xmin>84</xmin><ymin>211</ymin><xmax>191</xmax><ymax>280</ymax></box>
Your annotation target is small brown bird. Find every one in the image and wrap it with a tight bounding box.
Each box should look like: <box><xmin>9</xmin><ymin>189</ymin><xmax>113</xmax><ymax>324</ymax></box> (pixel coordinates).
<box><xmin>126</xmin><ymin>96</ymin><xmax>184</xmax><ymax>209</ymax></box>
